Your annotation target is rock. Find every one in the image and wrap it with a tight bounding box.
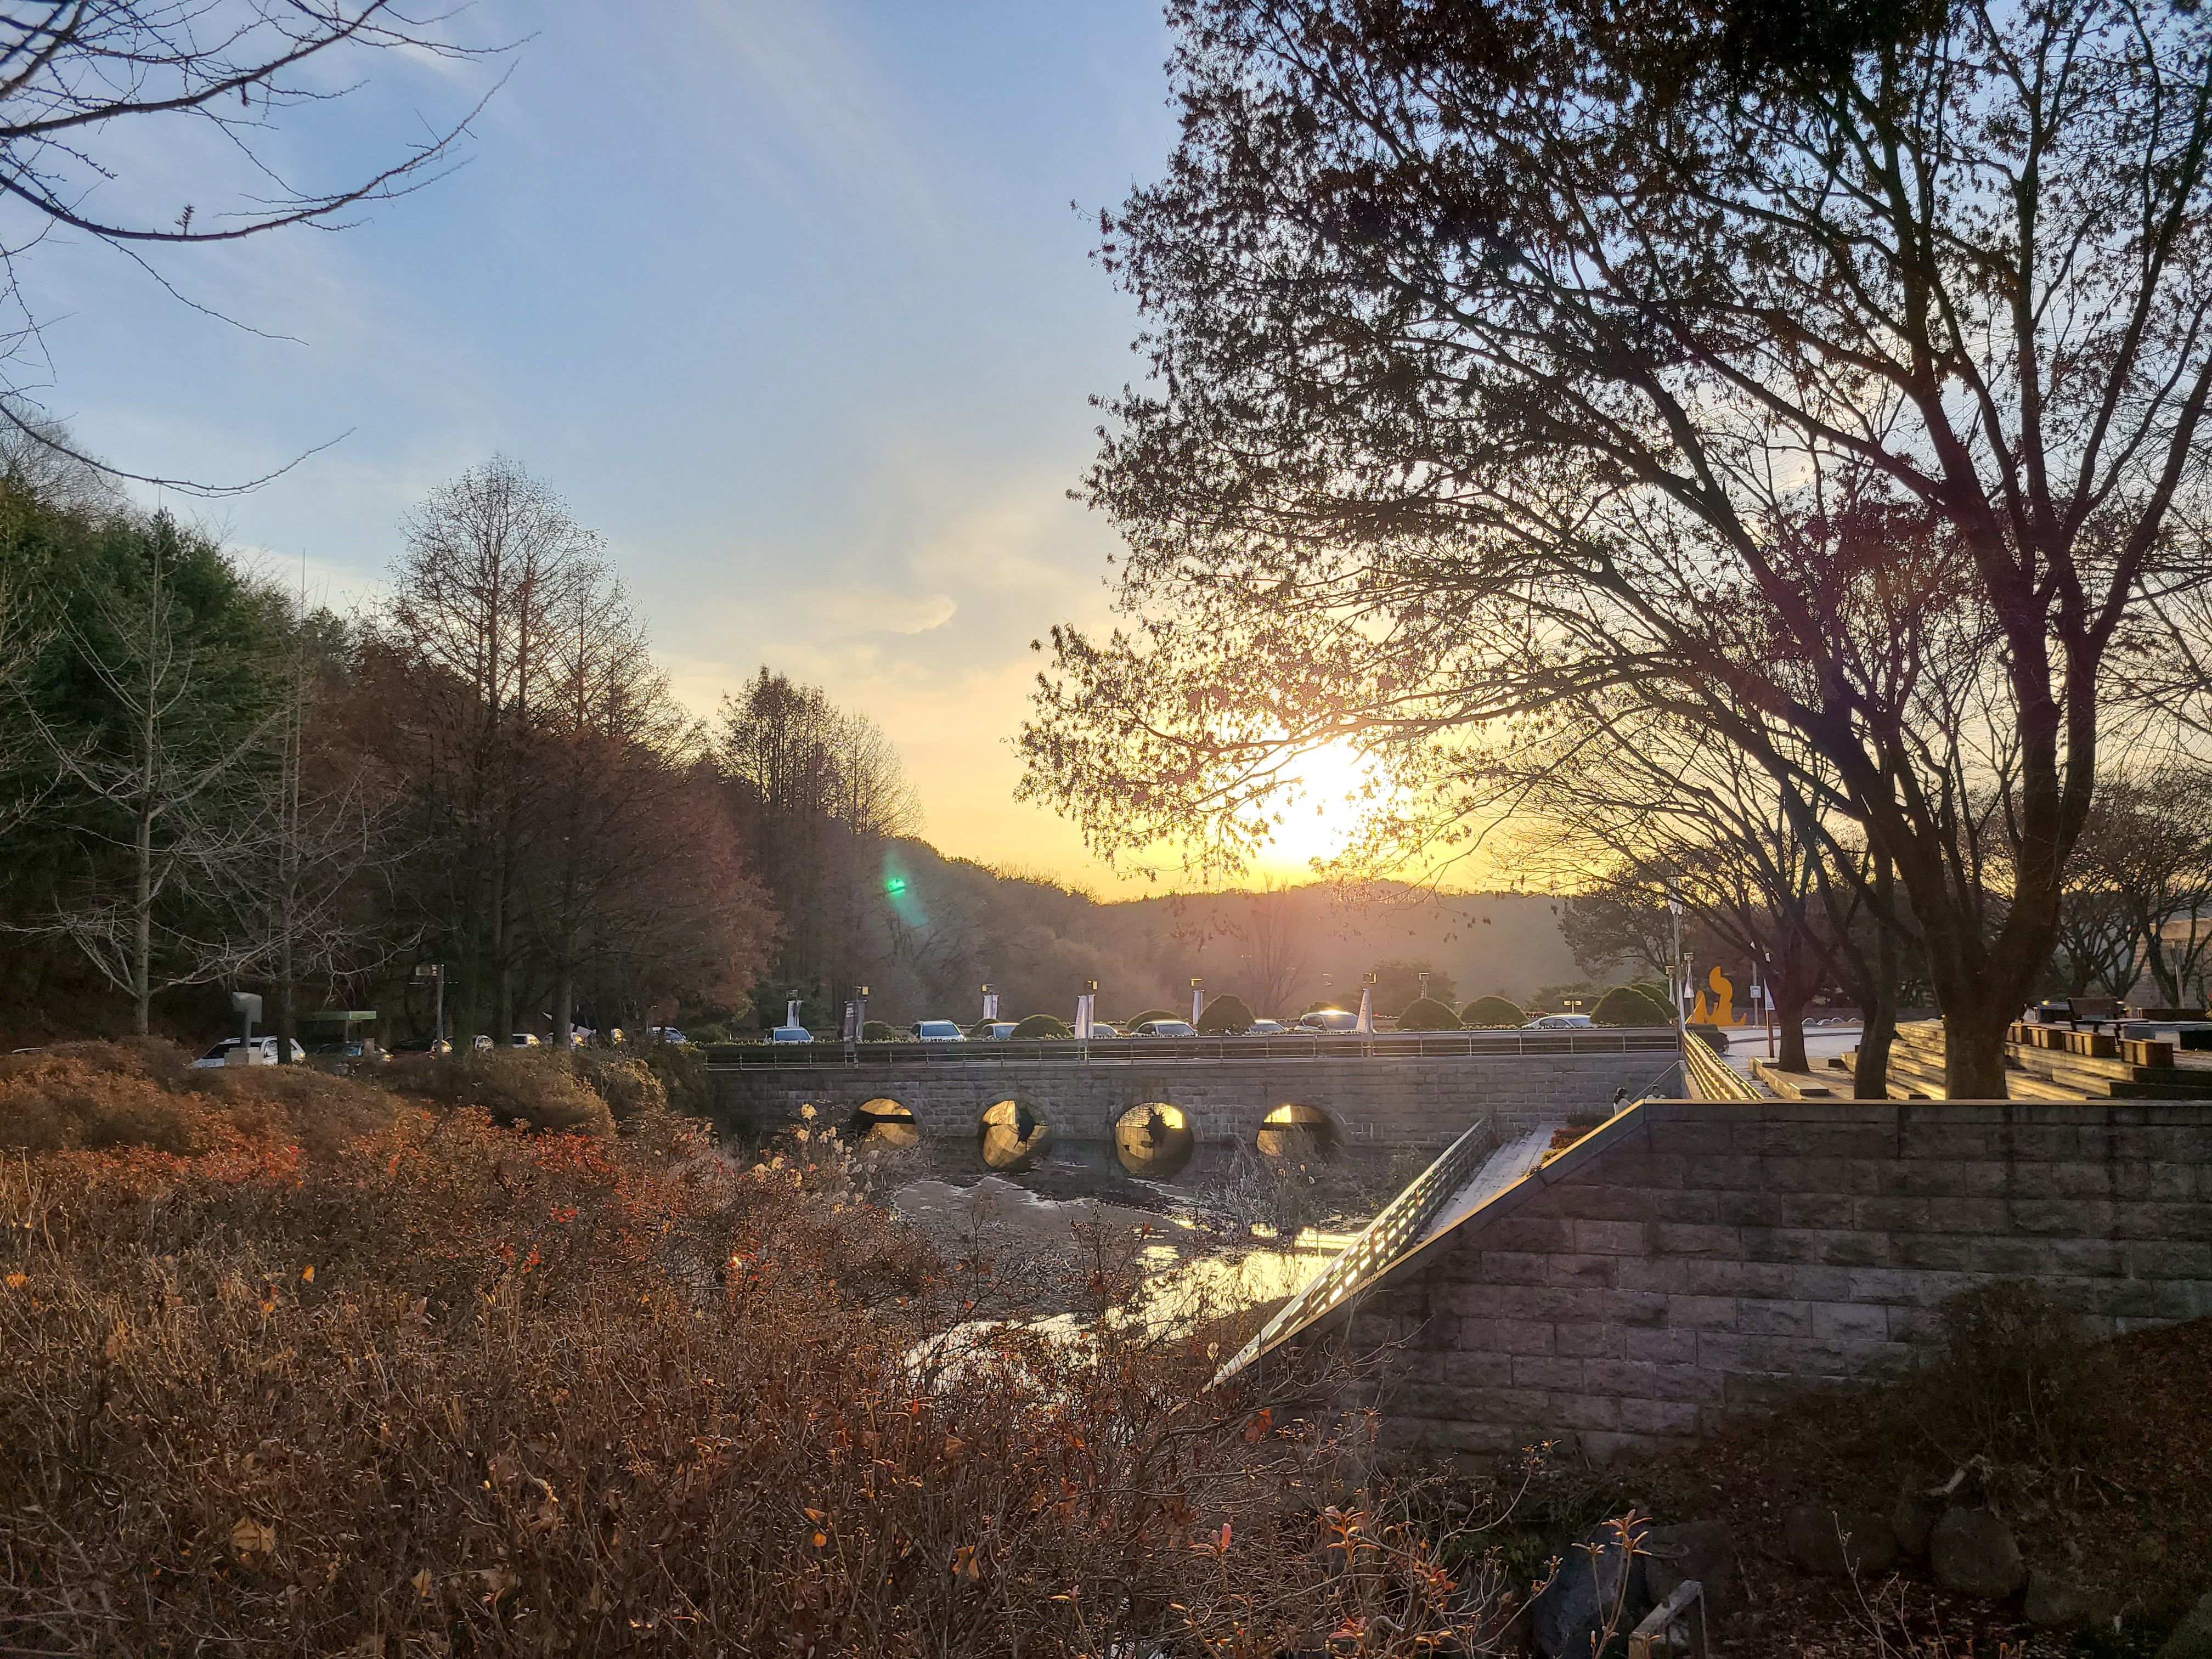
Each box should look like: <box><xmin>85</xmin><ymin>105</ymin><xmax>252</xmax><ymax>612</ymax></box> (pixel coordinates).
<box><xmin>1784</xmin><ymin>1505</ymin><xmax>1899</xmax><ymax>1577</ymax></box>
<box><xmin>1530</xmin><ymin>1517</ymin><xmax>1651</xmax><ymax>1659</ymax></box>
<box><xmin>1643</xmin><ymin>1521</ymin><xmax>1735</xmax><ymax>1619</ymax></box>
<box><xmin>1891</xmin><ymin>1491</ymin><xmax>1940</xmax><ymax>1556</ymax></box>
<box><xmin>2023</xmin><ymin>1570</ymin><xmax>2104</xmax><ymax>1630</ymax></box>
<box><xmin>1928</xmin><ymin>1508</ymin><xmax>2027</xmax><ymax>1601</ymax></box>
<box><xmin>2160</xmin><ymin>1584</ymin><xmax>2212</xmax><ymax>1659</ymax></box>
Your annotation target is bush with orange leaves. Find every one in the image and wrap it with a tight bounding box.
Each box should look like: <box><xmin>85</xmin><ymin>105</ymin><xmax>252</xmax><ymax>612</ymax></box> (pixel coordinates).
<box><xmin>0</xmin><ymin>1064</ymin><xmax>1514</xmax><ymax>1656</ymax></box>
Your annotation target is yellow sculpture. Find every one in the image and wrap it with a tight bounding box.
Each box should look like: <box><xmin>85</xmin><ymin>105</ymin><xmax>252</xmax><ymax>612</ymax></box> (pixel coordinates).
<box><xmin>1690</xmin><ymin>967</ymin><xmax>1735</xmax><ymax>1025</ymax></box>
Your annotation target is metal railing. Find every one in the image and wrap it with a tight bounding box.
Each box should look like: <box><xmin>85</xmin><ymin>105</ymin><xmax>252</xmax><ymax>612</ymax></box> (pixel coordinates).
<box><xmin>1210</xmin><ymin>1115</ymin><xmax>1500</xmax><ymax>1385</ymax></box>
<box><xmin>1628</xmin><ymin>1579</ymin><xmax>1708</xmax><ymax>1658</ymax></box>
<box><xmin>1681</xmin><ymin>1033</ymin><xmax>1762</xmax><ymax>1102</ymax></box>
<box><xmin>705</xmin><ymin>1029</ymin><xmax>1682</xmax><ymax>1070</ymax></box>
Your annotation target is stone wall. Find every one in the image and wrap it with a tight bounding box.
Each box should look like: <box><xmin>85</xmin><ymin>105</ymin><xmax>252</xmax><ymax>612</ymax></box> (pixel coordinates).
<box><xmin>1321</xmin><ymin>1096</ymin><xmax>2212</xmax><ymax>1464</ymax></box>
<box><xmin>707</xmin><ymin>1044</ymin><xmax>1683</xmax><ymax>1170</ymax></box>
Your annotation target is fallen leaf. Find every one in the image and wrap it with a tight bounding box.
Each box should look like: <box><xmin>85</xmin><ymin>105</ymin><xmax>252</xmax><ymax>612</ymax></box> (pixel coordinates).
<box><xmin>3</xmin><ymin>1271</ymin><xmax>26</xmax><ymax>1290</ymax></box>
<box><xmin>230</xmin><ymin>1517</ymin><xmax>275</xmax><ymax>1559</ymax></box>
<box><xmin>411</xmin><ymin>1567</ymin><xmax>433</xmax><ymax>1598</ymax></box>
<box><xmin>300</xmin><ymin>1265</ymin><xmax>314</xmax><ymax>1283</ymax></box>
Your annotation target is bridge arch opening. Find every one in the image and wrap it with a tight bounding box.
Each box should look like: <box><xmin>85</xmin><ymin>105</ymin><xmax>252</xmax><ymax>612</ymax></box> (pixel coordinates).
<box><xmin>1113</xmin><ymin>1103</ymin><xmax>1195</xmax><ymax>1179</ymax></box>
<box><xmin>850</xmin><ymin>1097</ymin><xmax>921</xmax><ymax>1150</ymax></box>
<box><xmin>979</xmin><ymin>1098</ymin><xmax>1051</xmax><ymax>1172</ymax></box>
<box><xmin>1256</xmin><ymin>1102</ymin><xmax>1338</xmax><ymax>1162</ymax></box>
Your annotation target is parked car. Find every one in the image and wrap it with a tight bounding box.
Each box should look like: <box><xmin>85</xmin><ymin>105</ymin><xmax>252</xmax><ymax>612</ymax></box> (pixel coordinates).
<box><xmin>1526</xmin><ymin>1013</ymin><xmax>1593</xmax><ymax>1029</ymax></box>
<box><xmin>646</xmin><ymin>1025</ymin><xmax>686</xmax><ymax>1045</ymax></box>
<box><xmin>306</xmin><ymin>1038</ymin><xmax>388</xmax><ymax>1073</ymax></box>
<box><xmin>914</xmin><ymin>1020</ymin><xmax>967</xmax><ymax>1041</ymax></box>
<box><xmin>471</xmin><ymin>1035</ymin><xmax>494</xmax><ymax>1053</ymax></box>
<box><xmin>769</xmin><ymin>1025</ymin><xmax>812</xmax><ymax>1043</ymax></box>
<box><xmin>510</xmin><ymin>1032</ymin><xmax>541</xmax><ymax>1048</ymax></box>
<box><xmin>1246</xmin><ymin>1019</ymin><xmax>1288</xmax><ymax>1036</ymax></box>
<box><xmin>191</xmin><ymin>1037</ymin><xmax>307</xmax><ymax>1069</ymax></box>
<box><xmin>973</xmin><ymin>1022</ymin><xmax>1018</xmax><ymax>1041</ymax></box>
<box><xmin>1131</xmin><ymin>1018</ymin><xmax>1198</xmax><ymax>1037</ymax></box>
<box><xmin>1087</xmin><ymin>1021</ymin><xmax>1127</xmax><ymax>1038</ymax></box>
<box><xmin>1296</xmin><ymin>1009</ymin><xmax>1360</xmax><ymax>1032</ymax></box>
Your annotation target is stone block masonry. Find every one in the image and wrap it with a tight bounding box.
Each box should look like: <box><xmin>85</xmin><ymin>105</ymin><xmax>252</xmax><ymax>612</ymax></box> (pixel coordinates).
<box><xmin>1317</xmin><ymin>1097</ymin><xmax>2212</xmax><ymax>1464</ymax></box>
<box><xmin>707</xmin><ymin>1046</ymin><xmax>1683</xmax><ymax>1166</ymax></box>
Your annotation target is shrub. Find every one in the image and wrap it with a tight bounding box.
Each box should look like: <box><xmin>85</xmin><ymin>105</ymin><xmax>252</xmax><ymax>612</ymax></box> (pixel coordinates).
<box><xmin>1459</xmin><ymin>995</ymin><xmax>1526</xmax><ymax>1028</ymax></box>
<box><xmin>1896</xmin><ymin>1280</ymin><xmax>2112</xmax><ymax>1477</ymax></box>
<box><xmin>574</xmin><ymin>1053</ymin><xmax>672</xmax><ymax>1128</ymax></box>
<box><xmin>387</xmin><ymin>1050</ymin><xmax>616</xmax><ymax>1137</ymax></box>
<box><xmin>1690</xmin><ymin>1022</ymin><xmax>1728</xmax><ymax>1052</ymax></box>
<box><xmin>1125</xmin><ymin>1008</ymin><xmax>1178</xmax><ymax>1028</ymax></box>
<box><xmin>1196</xmin><ymin>994</ymin><xmax>1255</xmax><ymax>1034</ymax></box>
<box><xmin>1008</xmin><ymin>1013</ymin><xmax>1071</xmax><ymax>1039</ymax></box>
<box><xmin>1394</xmin><ymin>996</ymin><xmax>1462</xmax><ymax>1031</ymax></box>
<box><xmin>634</xmin><ymin>1040</ymin><xmax>709</xmax><ymax>1117</ymax></box>
<box><xmin>861</xmin><ymin>1020</ymin><xmax>900</xmax><ymax>1041</ymax></box>
<box><xmin>0</xmin><ymin>1040</ymin><xmax>399</xmax><ymax>1159</ymax></box>
<box><xmin>0</xmin><ymin>1097</ymin><xmax>1514</xmax><ymax>1655</ymax></box>
<box><xmin>1592</xmin><ymin>985</ymin><xmax>1674</xmax><ymax>1025</ymax></box>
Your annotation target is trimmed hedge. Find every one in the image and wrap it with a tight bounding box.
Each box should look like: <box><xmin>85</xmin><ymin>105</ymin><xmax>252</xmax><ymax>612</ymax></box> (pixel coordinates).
<box><xmin>1010</xmin><ymin>1013</ymin><xmax>1073</xmax><ymax>1040</ymax></box>
<box><xmin>1197</xmin><ymin>994</ymin><xmax>1255</xmax><ymax>1034</ymax></box>
<box><xmin>860</xmin><ymin>1020</ymin><xmax>900</xmax><ymax>1042</ymax></box>
<box><xmin>1592</xmin><ymin>985</ymin><xmax>1675</xmax><ymax>1026</ymax></box>
<box><xmin>1459</xmin><ymin>995</ymin><xmax>1525</xmax><ymax>1028</ymax></box>
<box><xmin>1395</xmin><ymin>996</ymin><xmax>1463</xmax><ymax>1031</ymax></box>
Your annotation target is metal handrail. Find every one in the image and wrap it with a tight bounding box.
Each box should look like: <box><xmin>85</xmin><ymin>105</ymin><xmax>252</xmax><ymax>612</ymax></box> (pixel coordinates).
<box><xmin>1681</xmin><ymin>1032</ymin><xmax>1762</xmax><ymax>1102</ymax></box>
<box><xmin>704</xmin><ymin>1029</ymin><xmax>1682</xmax><ymax>1070</ymax></box>
<box><xmin>1210</xmin><ymin>1114</ymin><xmax>1500</xmax><ymax>1385</ymax></box>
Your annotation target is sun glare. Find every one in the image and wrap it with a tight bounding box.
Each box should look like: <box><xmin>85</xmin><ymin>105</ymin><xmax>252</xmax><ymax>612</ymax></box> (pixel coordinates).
<box><xmin>1260</xmin><ymin>742</ymin><xmax>1393</xmax><ymax>870</ymax></box>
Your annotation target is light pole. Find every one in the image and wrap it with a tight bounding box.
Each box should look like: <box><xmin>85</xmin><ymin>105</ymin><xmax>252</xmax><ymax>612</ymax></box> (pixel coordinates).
<box><xmin>1666</xmin><ymin>885</ymin><xmax>1687</xmax><ymax>1042</ymax></box>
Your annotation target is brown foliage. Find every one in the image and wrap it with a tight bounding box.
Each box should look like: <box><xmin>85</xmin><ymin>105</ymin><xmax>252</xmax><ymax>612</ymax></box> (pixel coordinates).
<box><xmin>0</xmin><ymin>1086</ymin><xmax>1504</xmax><ymax>1655</ymax></box>
<box><xmin>385</xmin><ymin>1050</ymin><xmax>617</xmax><ymax>1138</ymax></box>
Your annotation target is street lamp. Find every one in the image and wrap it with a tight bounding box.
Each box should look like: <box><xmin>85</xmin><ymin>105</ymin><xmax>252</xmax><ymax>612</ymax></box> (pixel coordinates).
<box><xmin>1666</xmin><ymin>885</ymin><xmax>1688</xmax><ymax>1039</ymax></box>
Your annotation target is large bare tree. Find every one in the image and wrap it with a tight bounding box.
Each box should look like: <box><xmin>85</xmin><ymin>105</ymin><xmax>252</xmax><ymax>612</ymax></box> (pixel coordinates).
<box><xmin>1024</xmin><ymin>0</ymin><xmax>2212</xmax><ymax>1095</ymax></box>
<box><xmin>0</xmin><ymin>2</ymin><xmax>503</xmax><ymax>485</ymax></box>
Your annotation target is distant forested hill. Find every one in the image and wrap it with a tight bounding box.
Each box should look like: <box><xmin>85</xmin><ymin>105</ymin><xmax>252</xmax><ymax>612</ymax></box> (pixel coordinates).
<box><xmin>846</xmin><ymin>837</ymin><xmax>1582</xmax><ymax>1026</ymax></box>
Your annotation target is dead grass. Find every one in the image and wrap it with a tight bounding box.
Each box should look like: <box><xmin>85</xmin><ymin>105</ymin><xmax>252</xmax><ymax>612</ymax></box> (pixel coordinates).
<box><xmin>0</xmin><ymin>1063</ymin><xmax>1516</xmax><ymax>1656</ymax></box>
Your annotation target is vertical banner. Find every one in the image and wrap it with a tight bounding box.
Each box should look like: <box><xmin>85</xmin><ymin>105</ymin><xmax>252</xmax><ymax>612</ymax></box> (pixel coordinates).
<box><xmin>1191</xmin><ymin>984</ymin><xmax>1205</xmax><ymax>1025</ymax></box>
<box><xmin>842</xmin><ymin>1001</ymin><xmax>857</xmax><ymax>1043</ymax></box>
<box><xmin>786</xmin><ymin>998</ymin><xmax>803</xmax><ymax>1031</ymax></box>
<box><xmin>1356</xmin><ymin>984</ymin><xmax>1375</xmax><ymax>1034</ymax></box>
<box><xmin>983</xmin><ymin>991</ymin><xmax>999</xmax><ymax>1021</ymax></box>
<box><xmin>1075</xmin><ymin>994</ymin><xmax>1094</xmax><ymax>1040</ymax></box>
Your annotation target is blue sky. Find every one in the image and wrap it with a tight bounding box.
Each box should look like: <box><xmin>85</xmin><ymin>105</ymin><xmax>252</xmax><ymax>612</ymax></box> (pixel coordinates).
<box><xmin>31</xmin><ymin>2</ymin><xmax>1192</xmax><ymax>889</ymax></box>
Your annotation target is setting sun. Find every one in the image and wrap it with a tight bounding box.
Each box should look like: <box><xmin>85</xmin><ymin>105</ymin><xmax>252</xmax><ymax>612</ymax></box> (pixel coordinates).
<box><xmin>1257</xmin><ymin>742</ymin><xmax>1396</xmax><ymax>871</ymax></box>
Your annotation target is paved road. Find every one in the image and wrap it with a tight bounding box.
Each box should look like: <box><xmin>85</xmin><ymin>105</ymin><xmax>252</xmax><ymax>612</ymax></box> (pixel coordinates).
<box><xmin>1720</xmin><ymin>1023</ymin><xmax>1862</xmax><ymax>1079</ymax></box>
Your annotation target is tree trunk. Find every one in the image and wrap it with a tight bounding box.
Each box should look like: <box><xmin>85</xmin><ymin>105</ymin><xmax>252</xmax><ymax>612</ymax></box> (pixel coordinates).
<box><xmin>1853</xmin><ymin>992</ymin><xmax>1896</xmax><ymax>1101</ymax></box>
<box><xmin>1774</xmin><ymin>990</ymin><xmax>1809</xmax><ymax>1072</ymax></box>
<box><xmin>133</xmin><ymin>796</ymin><xmax>153</xmax><ymax>1035</ymax></box>
<box><xmin>553</xmin><ymin>956</ymin><xmax>573</xmax><ymax>1056</ymax></box>
<box><xmin>1850</xmin><ymin>857</ymin><xmax>1901</xmax><ymax>1101</ymax></box>
<box><xmin>1942</xmin><ymin>995</ymin><xmax>2015</xmax><ymax>1099</ymax></box>
<box><xmin>273</xmin><ymin>926</ymin><xmax>295</xmax><ymax>1065</ymax></box>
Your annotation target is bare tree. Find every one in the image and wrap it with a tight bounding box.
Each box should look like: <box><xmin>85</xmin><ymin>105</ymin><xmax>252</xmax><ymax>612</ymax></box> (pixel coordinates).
<box><xmin>383</xmin><ymin>458</ymin><xmax>602</xmax><ymax>1040</ymax></box>
<box><xmin>32</xmin><ymin>530</ymin><xmax>273</xmax><ymax>1030</ymax></box>
<box><xmin>223</xmin><ymin>596</ymin><xmax>403</xmax><ymax>1060</ymax></box>
<box><xmin>0</xmin><ymin>1</ymin><xmax>505</xmax><ymax>487</ymax></box>
<box><xmin>1027</xmin><ymin>0</ymin><xmax>2212</xmax><ymax>1097</ymax></box>
<box><xmin>1231</xmin><ymin>880</ymin><xmax>1309</xmax><ymax>1017</ymax></box>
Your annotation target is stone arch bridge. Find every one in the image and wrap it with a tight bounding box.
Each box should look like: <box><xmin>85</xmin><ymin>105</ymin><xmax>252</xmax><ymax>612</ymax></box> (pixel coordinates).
<box><xmin>705</xmin><ymin>1030</ymin><xmax>1684</xmax><ymax>1183</ymax></box>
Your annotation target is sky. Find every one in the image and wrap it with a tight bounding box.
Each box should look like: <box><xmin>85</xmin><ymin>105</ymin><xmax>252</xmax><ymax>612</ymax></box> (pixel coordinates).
<box><xmin>22</xmin><ymin>0</ymin><xmax>1297</xmax><ymax>893</ymax></box>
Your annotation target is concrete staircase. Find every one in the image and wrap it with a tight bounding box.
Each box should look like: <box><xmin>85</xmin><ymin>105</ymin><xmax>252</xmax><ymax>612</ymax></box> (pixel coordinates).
<box><xmin>1840</xmin><ymin>1019</ymin><xmax>2212</xmax><ymax>1101</ymax></box>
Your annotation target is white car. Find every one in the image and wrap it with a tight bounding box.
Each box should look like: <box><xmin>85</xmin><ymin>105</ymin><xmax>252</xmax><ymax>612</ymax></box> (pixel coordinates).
<box><xmin>1297</xmin><ymin>1009</ymin><xmax>1360</xmax><ymax>1032</ymax></box>
<box><xmin>1246</xmin><ymin>1019</ymin><xmax>1288</xmax><ymax>1036</ymax></box>
<box><xmin>973</xmin><ymin>1022</ymin><xmax>1017</xmax><ymax>1041</ymax></box>
<box><xmin>1131</xmin><ymin>1019</ymin><xmax>1198</xmax><ymax>1037</ymax></box>
<box><xmin>769</xmin><ymin>1025</ymin><xmax>812</xmax><ymax>1043</ymax></box>
<box><xmin>510</xmin><ymin>1032</ymin><xmax>541</xmax><ymax>1048</ymax></box>
<box><xmin>646</xmin><ymin>1025</ymin><xmax>686</xmax><ymax>1045</ymax></box>
<box><xmin>914</xmin><ymin>1020</ymin><xmax>967</xmax><ymax>1041</ymax></box>
<box><xmin>1526</xmin><ymin>1013</ymin><xmax>1593</xmax><ymax>1029</ymax></box>
<box><xmin>191</xmin><ymin>1037</ymin><xmax>307</xmax><ymax>1069</ymax></box>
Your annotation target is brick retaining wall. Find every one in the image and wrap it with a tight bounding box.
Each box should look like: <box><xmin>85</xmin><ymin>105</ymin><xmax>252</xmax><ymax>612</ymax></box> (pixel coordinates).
<box><xmin>1317</xmin><ymin>1097</ymin><xmax>2212</xmax><ymax>1464</ymax></box>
